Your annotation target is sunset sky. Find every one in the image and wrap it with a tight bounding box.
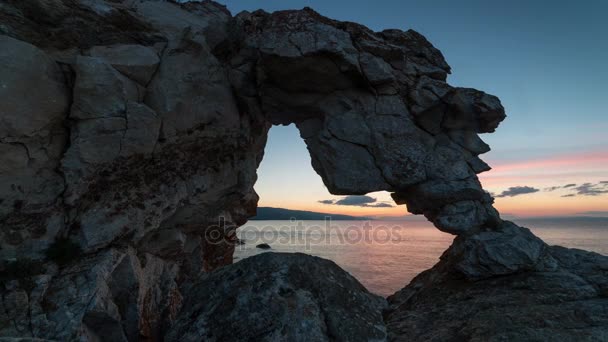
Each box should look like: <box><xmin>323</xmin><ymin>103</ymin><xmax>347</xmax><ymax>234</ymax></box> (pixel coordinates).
<box><xmin>220</xmin><ymin>0</ymin><xmax>608</xmax><ymax>218</ymax></box>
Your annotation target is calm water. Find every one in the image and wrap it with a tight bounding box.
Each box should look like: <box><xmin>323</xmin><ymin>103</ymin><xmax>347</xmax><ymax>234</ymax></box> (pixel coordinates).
<box><xmin>234</xmin><ymin>218</ymin><xmax>608</xmax><ymax>296</ymax></box>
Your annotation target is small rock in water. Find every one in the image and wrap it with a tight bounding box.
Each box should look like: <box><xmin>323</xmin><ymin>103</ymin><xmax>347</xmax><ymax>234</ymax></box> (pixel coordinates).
<box><xmin>256</xmin><ymin>243</ymin><xmax>271</xmax><ymax>249</ymax></box>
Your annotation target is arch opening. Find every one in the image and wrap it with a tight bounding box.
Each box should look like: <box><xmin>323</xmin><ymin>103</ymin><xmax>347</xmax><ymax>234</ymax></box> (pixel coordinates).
<box><xmin>237</xmin><ymin>124</ymin><xmax>453</xmax><ymax>296</ymax></box>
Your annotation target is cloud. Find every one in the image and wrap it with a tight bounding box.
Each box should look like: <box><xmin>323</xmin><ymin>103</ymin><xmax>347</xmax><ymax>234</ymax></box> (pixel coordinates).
<box><xmin>554</xmin><ymin>182</ymin><xmax>608</xmax><ymax>197</ymax></box>
<box><xmin>545</xmin><ymin>183</ymin><xmax>577</xmax><ymax>191</ymax></box>
<box><xmin>572</xmin><ymin>183</ymin><xmax>608</xmax><ymax>196</ymax></box>
<box><xmin>495</xmin><ymin>186</ymin><xmax>540</xmax><ymax>198</ymax></box>
<box><xmin>540</xmin><ymin>181</ymin><xmax>608</xmax><ymax>197</ymax></box>
<box><xmin>335</xmin><ymin>195</ymin><xmax>377</xmax><ymax>206</ymax></box>
<box><xmin>319</xmin><ymin>195</ymin><xmax>394</xmax><ymax>208</ymax></box>
<box><xmin>365</xmin><ymin>203</ymin><xmax>394</xmax><ymax>208</ymax></box>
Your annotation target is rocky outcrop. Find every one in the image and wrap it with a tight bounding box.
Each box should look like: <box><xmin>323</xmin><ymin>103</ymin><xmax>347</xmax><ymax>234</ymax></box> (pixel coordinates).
<box><xmin>0</xmin><ymin>0</ymin><xmax>512</xmax><ymax>268</ymax></box>
<box><xmin>0</xmin><ymin>248</ymin><xmax>181</xmax><ymax>341</ymax></box>
<box><xmin>166</xmin><ymin>252</ymin><xmax>387</xmax><ymax>342</ymax></box>
<box><xmin>386</xmin><ymin>244</ymin><xmax>608</xmax><ymax>341</ymax></box>
<box><xmin>0</xmin><ymin>0</ymin><xmax>605</xmax><ymax>341</ymax></box>
<box><xmin>225</xmin><ymin>8</ymin><xmax>505</xmax><ymax>237</ymax></box>
<box><xmin>1</xmin><ymin>1</ymin><xmax>266</xmax><ymax>339</ymax></box>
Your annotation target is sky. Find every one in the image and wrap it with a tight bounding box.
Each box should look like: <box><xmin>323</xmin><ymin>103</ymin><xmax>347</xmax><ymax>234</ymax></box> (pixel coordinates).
<box><xmin>217</xmin><ymin>0</ymin><xmax>608</xmax><ymax>218</ymax></box>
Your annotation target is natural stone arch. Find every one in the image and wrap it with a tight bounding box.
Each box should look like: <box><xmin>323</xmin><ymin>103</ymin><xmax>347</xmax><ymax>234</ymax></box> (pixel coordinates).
<box><xmin>0</xmin><ymin>1</ymin><xmax>558</xmax><ymax>340</ymax></box>
<box><xmin>0</xmin><ymin>1</ymin><xmax>546</xmax><ymax>278</ymax></box>
<box><xmin>229</xmin><ymin>8</ymin><xmax>504</xmax><ymax>236</ymax></box>
<box><xmin>220</xmin><ymin>8</ymin><xmax>548</xmax><ymax>281</ymax></box>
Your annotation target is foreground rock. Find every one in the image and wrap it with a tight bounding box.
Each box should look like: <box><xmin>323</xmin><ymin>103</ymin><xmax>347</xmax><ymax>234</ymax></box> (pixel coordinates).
<box><xmin>386</xmin><ymin>241</ymin><xmax>608</xmax><ymax>341</ymax></box>
<box><xmin>167</xmin><ymin>253</ymin><xmax>387</xmax><ymax>341</ymax></box>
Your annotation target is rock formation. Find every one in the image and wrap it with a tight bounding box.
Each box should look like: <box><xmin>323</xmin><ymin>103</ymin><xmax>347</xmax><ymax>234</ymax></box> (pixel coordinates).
<box><xmin>0</xmin><ymin>0</ymin><xmax>606</xmax><ymax>340</ymax></box>
<box><xmin>386</xmin><ymin>244</ymin><xmax>608</xmax><ymax>341</ymax></box>
<box><xmin>166</xmin><ymin>253</ymin><xmax>387</xmax><ymax>341</ymax></box>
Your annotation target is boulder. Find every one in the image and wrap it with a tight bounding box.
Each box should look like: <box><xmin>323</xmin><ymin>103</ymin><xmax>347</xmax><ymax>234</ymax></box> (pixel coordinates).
<box><xmin>166</xmin><ymin>253</ymin><xmax>387</xmax><ymax>342</ymax></box>
<box><xmin>444</xmin><ymin>221</ymin><xmax>553</xmax><ymax>279</ymax></box>
<box><xmin>386</xmin><ymin>245</ymin><xmax>608</xmax><ymax>341</ymax></box>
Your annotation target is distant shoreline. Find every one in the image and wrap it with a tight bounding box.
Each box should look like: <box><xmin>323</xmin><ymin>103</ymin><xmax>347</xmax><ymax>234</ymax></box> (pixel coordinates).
<box><xmin>250</xmin><ymin>207</ymin><xmax>370</xmax><ymax>220</ymax></box>
<box><xmin>250</xmin><ymin>207</ymin><xmax>608</xmax><ymax>222</ymax></box>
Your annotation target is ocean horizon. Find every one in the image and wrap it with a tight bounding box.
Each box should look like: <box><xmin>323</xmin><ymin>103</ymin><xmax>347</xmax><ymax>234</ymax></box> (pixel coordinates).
<box><xmin>235</xmin><ymin>217</ymin><xmax>608</xmax><ymax>296</ymax></box>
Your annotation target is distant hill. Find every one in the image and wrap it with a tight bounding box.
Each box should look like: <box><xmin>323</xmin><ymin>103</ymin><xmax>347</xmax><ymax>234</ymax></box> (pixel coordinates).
<box><xmin>250</xmin><ymin>207</ymin><xmax>370</xmax><ymax>220</ymax></box>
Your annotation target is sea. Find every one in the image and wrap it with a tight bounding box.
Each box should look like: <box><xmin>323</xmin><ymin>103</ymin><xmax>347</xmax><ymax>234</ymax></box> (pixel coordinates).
<box><xmin>234</xmin><ymin>217</ymin><xmax>608</xmax><ymax>297</ymax></box>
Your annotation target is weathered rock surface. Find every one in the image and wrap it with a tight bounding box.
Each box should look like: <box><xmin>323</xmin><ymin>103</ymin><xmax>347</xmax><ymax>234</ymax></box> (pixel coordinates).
<box><xmin>0</xmin><ymin>34</ymin><xmax>69</xmax><ymax>260</ymax></box>
<box><xmin>0</xmin><ymin>0</ymin><xmax>606</xmax><ymax>341</ymax></box>
<box><xmin>1</xmin><ymin>1</ymin><xmax>264</xmax><ymax>339</ymax></box>
<box><xmin>0</xmin><ymin>247</ymin><xmax>182</xmax><ymax>341</ymax></box>
<box><xmin>87</xmin><ymin>44</ymin><xmax>160</xmax><ymax>86</ymax></box>
<box><xmin>0</xmin><ymin>0</ymin><xmax>505</xmax><ymax>263</ymax></box>
<box><xmin>386</xmin><ymin>243</ymin><xmax>608</xmax><ymax>341</ymax></box>
<box><xmin>166</xmin><ymin>253</ymin><xmax>387</xmax><ymax>342</ymax></box>
<box><xmin>225</xmin><ymin>8</ymin><xmax>506</xmax><ymax>236</ymax></box>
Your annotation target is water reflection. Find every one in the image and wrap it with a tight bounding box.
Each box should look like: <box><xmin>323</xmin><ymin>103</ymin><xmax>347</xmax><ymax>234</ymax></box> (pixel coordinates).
<box><xmin>234</xmin><ymin>218</ymin><xmax>608</xmax><ymax>296</ymax></box>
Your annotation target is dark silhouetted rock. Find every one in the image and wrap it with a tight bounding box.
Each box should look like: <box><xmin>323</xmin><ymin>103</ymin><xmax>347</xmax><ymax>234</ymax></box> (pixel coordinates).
<box><xmin>166</xmin><ymin>253</ymin><xmax>387</xmax><ymax>342</ymax></box>
<box><xmin>0</xmin><ymin>1</ymin><xmax>604</xmax><ymax>341</ymax></box>
<box><xmin>385</xmin><ymin>244</ymin><xmax>608</xmax><ymax>341</ymax></box>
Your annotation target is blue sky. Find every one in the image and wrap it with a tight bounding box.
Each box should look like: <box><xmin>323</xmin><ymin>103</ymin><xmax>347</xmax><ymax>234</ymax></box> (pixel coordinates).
<box><xmin>217</xmin><ymin>0</ymin><xmax>608</xmax><ymax>217</ymax></box>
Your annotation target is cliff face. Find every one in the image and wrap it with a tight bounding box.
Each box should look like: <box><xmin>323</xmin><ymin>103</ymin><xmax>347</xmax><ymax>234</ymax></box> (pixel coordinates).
<box><xmin>1</xmin><ymin>2</ymin><xmax>266</xmax><ymax>339</ymax></box>
<box><xmin>1</xmin><ymin>1</ymin><xmax>606</xmax><ymax>341</ymax></box>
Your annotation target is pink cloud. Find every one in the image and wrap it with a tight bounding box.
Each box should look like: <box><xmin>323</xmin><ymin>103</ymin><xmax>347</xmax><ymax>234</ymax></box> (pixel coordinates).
<box><xmin>479</xmin><ymin>151</ymin><xmax>608</xmax><ymax>191</ymax></box>
<box><xmin>486</xmin><ymin>151</ymin><xmax>608</xmax><ymax>173</ymax></box>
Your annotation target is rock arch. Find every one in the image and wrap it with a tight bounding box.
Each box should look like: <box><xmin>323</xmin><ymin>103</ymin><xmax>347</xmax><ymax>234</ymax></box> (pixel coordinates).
<box><xmin>0</xmin><ymin>1</ymin><xmax>565</xmax><ymax>340</ymax></box>
<box><xmin>233</xmin><ymin>8</ymin><xmax>505</xmax><ymax>236</ymax></box>
<box><xmin>222</xmin><ymin>8</ymin><xmax>548</xmax><ymax>281</ymax></box>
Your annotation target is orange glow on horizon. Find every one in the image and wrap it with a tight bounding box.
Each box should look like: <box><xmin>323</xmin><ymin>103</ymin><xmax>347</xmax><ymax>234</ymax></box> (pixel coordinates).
<box><xmin>259</xmin><ymin>150</ymin><xmax>608</xmax><ymax>218</ymax></box>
